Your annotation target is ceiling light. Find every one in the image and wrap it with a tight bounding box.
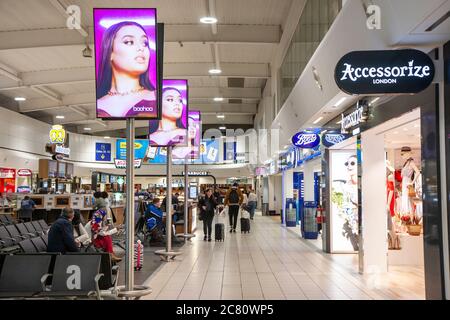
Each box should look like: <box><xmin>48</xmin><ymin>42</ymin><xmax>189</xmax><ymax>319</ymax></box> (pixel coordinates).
<box><xmin>14</xmin><ymin>97</ymin><xmax>26</xmax><ymax>101</ymax></box>
<box><xmin>403</xmin><ymin>128</ymin><xmax>408</xmax><ymax>131</ymax></box>
<box><xmin>393</xmin><ymin>131</ymin><xmax>399</xmax><ymax>134</ymax></box>
<box><xmin>219</xmin><ymin>126</ymin><xmax>226</xmax><ymax>130</ymax></box>
<box><xmin>84</xmin><ymin>127</ymin><xmax>91</xmax><ymax>131</ymax></box>
<box><xmin>313</xmin><ymin>116</ymin><xmax>323</xmax><ymax>124</ymax></box>
<box><xmin>216</xmin><ymin>114</ymin><xmax>225</xmax><ymax>119</ymax></box>
<box><xmin>336</xmin><ymin>120</ymin><xmax>342</xmax><ymax>124</ymax></box>
<box><xmin>200</xmin><ymin>16</ymin><xmax>218</xmax><ymax>24</ymax></box>
<box><xmin>414</xmin><ymin>124</ymin><xmax>419</xmax><ymax>128</ymax></box>
<box><xmin>104</xmin><ymin>136</ymin><xmax>110</xmax><ymax>139</ymax></box>
<box><xmin>214</xmin><ymin>97</ymin><xmax>224</xmax><ymax>102</ymax></box>
<box><xmin>208</xmin><ymin>68</ymin><xmax>222</xmax><ymax>74</ymax></box>
<box><xmin>55</xmin><ymin>115</ymin><xmax>65</xmax><ymax>119</ymax></box>
<box><xmin>370</xmin><ymin>97</ymin><xmax>380</xmax><ymax>105</ymax></box>
<box><xmin>334</xmin><ymin>97</ymin><xmax>347</xmax><ymax>107</ymax></box>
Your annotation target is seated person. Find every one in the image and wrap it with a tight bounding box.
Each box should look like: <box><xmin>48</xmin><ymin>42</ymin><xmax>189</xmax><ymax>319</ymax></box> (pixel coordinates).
<box><xmin>47</xmin><ymin>207</ymin><xmax>80</xmax><ymax>253</ymax></box>
<box><xmin>144</xmin><ymin>198</ymin><xmax>165</xmax><ymax>240</ymax></box>
<box><xmin>72</xmin><ymin>211</ymin><xmax>91</xmax><ymax>247</ymax></box>
<box><xmin>90</xmin><ymin>209</ymin><xmax>122</xmax><ymax>263</ymax></box>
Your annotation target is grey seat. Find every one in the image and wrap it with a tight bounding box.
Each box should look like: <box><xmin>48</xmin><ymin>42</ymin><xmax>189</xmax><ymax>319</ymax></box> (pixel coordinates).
<box><xmin>18</xmin><ymin>239</ymin><xmax>38</xmax><ymax>253</ymax></box>
<box><xmin>41</xmin><ymin>254</ymin><xmax>104</xmax><ymax>299</ymax></box>
<box><xmin>15</xmin><ymin>223</ymin><xmax>36</xmax><ymax>238</ymax></box>
<box><xmin>30</xmin><ymin>237</ymin><xmax>47</xmax><ymax>252</ymax></box>
<box><xmin>41</xmin><ymin>233</ymin><xmax>48</xmax><ymax>246</ymax></box>
<box><xmin>0</xmin><ymin>215</ymin><xmax>9</xmax><ymax>226</ymax></box>
<box><xmin>6</xmin><ymin>225</ymin><xmax>27</xmax><ymax>242</ymax></box>
<box><xmin>37</xmin><ymin>220</ymin><xmax>50</xmax><ymax>231</ymax></box>
<box><xmin>0</xmin><ymin>254</ymin><xmax>52</xmax><ymax>298</ymax></box>
<box><xmin>24</xmin><ymin>222</ymin><xmax>39</xmax><ymax>236</ymax></box>
<box><xmin>0</xmin><ymin>226</ymin><xmax>18</xmax><ymax>247</ymax></box>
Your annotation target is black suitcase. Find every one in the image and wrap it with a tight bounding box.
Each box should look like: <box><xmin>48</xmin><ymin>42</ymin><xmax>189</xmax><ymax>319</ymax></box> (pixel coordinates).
<box><xmin>215</xmin><ymin>223</ymin><xmax>225</xmax><ymax>241</ymax></box>
<box><xmin>240</xmin><ymin>218</ymin><xmax>250</xmax><ymax>233</ymax></box>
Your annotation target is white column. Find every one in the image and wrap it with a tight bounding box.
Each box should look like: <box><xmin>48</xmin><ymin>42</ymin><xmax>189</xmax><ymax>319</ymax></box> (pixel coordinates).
<box><xmin>282</xmin><ymin>170</ymin><xmax>293</xmax><ymax>224</ymax></box>
<box><xmin>303</xmin><ymin>161</ymin><xmax>315</xmax><ymax>202</ymax></box>
<box><xmin>361</xmin><ymin>131</ymin><xmax>388</xmax><ymax>273</ymax></box>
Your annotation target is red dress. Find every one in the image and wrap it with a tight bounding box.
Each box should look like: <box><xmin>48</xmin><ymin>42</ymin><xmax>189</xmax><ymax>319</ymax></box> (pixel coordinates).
<box><xmin>387</xmin><ymin>180</ymin><xmax>395</xmax><ymax>217</ymax></box>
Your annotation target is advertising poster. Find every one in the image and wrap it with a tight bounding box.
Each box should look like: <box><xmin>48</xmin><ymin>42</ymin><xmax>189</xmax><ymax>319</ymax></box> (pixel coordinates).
<box><xmin>116</xmin><ymin>139</ymin><xmax>149</xmax><ymax>160</ymax></box>
<box><xmin>94</xmin><ymin>8</ymin><xmax>158</xmax><ymax>119</ymax></box>
<box><xmin>95</xmin><ymin>142</ymin><xmax>112</xmax><ymax>161</ymax></box>
<box><xmin>330</xmin><ymin>151</ymin><xmax>359</xmax><ymax>253</ymax></box>
<box><xmin>172</xmin><ymin>110</ymin><xmax>201</xmax><ymax>159</ymax></box>
<box><xmin>191</xmin><ymin>139</ymin><xmax>219</xmax><ymax>164</ymax></box>
<box><xmin>149</xmin><ymin>79</ymin><xmax>188</xmax><ymax>146</ymax></box>
<box><xmin>224</xmin><ymin>140</ymin><xmax>236</xmax><ymax>162</ymax></box>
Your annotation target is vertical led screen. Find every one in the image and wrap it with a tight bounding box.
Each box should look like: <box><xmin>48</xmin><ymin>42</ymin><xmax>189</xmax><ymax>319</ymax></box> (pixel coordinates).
<box><xmin>94</xmin><ymin>8</ymin><xmax>158</xmax><ymax>119</ymax></box>
<box><xmin>173</xmin><ymin>110</ymin><xmax>201</xmax><ymax>159</ymax></box>
<box><xmin>149</xmin><ymin>79</ymin><xmax>188</xmax><ymax>146</ymax></box>
<box><xmin>330</xmin><ymin>151</ymin><xmax>359</xmax><ymax>253</ymax></box>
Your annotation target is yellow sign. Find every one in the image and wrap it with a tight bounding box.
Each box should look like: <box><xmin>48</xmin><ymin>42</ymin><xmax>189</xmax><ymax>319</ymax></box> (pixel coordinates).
<box><xmin>119</xmin><ymin>141</ymin><xmax>143</xmax><ymax>150</ymax></box>
<box><xmin>49</xmin><ymin>125</ymin><xmax>66</xmax><ymax>144</ymax></box>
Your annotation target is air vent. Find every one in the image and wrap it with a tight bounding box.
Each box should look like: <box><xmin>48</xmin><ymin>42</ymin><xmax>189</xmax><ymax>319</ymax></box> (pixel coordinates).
<box><xmin>229</xmin><ymin>99</ymin><xmax>242</xmax><ymax>104</ymax></box>
<box><xmin>227</xmin><ymin>77</ymin><xmax>245</xmax><ymax>88</ymax></box>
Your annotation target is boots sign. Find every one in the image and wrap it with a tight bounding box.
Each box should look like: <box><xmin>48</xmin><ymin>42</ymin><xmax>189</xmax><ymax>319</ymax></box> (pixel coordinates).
<box><xmin>335</xmin><ymin>49</ymin><xmax>434</xmax><ymax>95</ymax></box>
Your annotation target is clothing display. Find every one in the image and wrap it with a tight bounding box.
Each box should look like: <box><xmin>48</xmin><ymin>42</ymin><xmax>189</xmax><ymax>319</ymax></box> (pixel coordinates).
<box><xmin>400</xmin><ymin>158</ymin><xmax>415</xmax><ymax>214</ymax></box>
<box><xmin>387</xmin><ymin>180</ymin><xmax>395</xmax><ymax>217</ymax></box>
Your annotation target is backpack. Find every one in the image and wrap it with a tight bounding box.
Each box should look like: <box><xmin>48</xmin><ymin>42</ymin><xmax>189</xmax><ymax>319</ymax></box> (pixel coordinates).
<box><xmin>229</xmin><ymin>189</ymin><xmax>239</xmax><ymax>204</ymax></box>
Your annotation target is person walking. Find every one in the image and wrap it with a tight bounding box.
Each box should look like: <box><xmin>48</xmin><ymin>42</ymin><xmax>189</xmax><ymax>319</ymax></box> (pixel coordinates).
<box><xmin>247</xmin><ymin>189</ymin><xmax>258</xmax><ymax>220</ymax></box>
<box><xmin>224</xmin><ymin>182</ymin><xmax>244</xmax><ymax>233</ymax></box>
<box><xmin>200</xmin><ymin>189</ymin><xmax>217</xmax><ymax>241</ymax></box>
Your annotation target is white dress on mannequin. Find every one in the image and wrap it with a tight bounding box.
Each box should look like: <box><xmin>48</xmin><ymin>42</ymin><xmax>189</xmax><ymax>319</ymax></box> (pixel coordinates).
<box><xmin>401</xmin><ymin>158</ymin><xmax>415</xmax><ymax>214</ymax></box>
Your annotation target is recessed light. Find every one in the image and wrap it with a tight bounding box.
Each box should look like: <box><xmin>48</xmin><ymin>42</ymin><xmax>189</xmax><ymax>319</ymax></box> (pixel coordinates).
<box><xmin>104</xmin><ymin>136</ymin><xmax>110</xmax><ymax>139</ymax></box>
<box><xmin>219</xmin><ymin>126</ymin><xmax>226</xmax><ymax>130</ymax></box>
<box><xmin>84</xmin><ymin>127</ymin><xmax>91</xmax><ymax>131</ymax></box>
<box><xmin>55</xmin><ymin>115</ymin><xmax>65</xmax><ymax>119</ymax></box>
<box><xmin>200</xmin><ymin>16</ymin><xmax>218</xmax><ymax>24</ymax></box>
<box><xmin>313</xmin><ymin>116</ymin><xmax>323</xmax><ymax>124</ymax></box>
<box><xmin>403</xmin><ymin>128</ymin><xmax>408</xmax><ymax>131</ymax></box>
<box><xmin>216</xmin><ymin>114</ymin><xmax>225</xmax><ymax>119</ymax></box>
<box><xmin>214</xmin><ymin>97</ymin><xmax>224</xmax><ymax>102</ymax></box>
<box><xmin>14</xmin><ymin>97</ymin><xmax>26</xmax><ymax>101</ymax></box>
<box><xmin>208</xmin><ymin>68</ymin><xmax>222</xmax><ymax>74</ymax></box>
<box><xmin>393</xmin><ymin>131</ymin><xmax>399</xmax><ymax>134</ymax></box>
<box><xmin>334</xmin><ymin>97</ymin><xmax>347</xmax><ymax>107</ymax></box>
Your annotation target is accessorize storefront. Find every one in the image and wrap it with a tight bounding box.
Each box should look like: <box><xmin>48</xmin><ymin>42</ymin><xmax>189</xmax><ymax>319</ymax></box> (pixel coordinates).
<box><xmin>321</xmin><ymin>48</ymin><xmax>445</xmax><ymax>299</ymax></box>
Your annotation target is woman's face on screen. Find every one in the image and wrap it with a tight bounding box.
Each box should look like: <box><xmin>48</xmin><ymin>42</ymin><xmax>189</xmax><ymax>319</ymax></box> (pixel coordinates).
<box><xmin>162</xmin><ymin>89</ymin><xmax>183</xmax><ymax>120</ymax></box>
<box><xmin>188</xmin><ymin>118</ymin><xmax>197</xmax><ymax>139</ymax></box>
<box><xmin>111</xmin><ymin>25</ymin><xmax>150</xmax><ymax>75</ymax></box>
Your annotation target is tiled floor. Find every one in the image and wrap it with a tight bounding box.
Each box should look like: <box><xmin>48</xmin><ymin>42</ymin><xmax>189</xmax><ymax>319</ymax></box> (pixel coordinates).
<box><xmin>140</xmin><ymin>212</ymin><xmax>425</xmax><ymax>300</ymax></box>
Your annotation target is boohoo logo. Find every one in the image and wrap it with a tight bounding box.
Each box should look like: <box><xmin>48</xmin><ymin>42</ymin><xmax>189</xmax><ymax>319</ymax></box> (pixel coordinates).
<box><xmin>292</xmin><ymin>132</ymin><xmax>320</xmax><ymax>149</ymax></box>
<box><xmin>335</xmin><ymin>49</ymin><xmax>435</xmax><ymax>95</ymax></box>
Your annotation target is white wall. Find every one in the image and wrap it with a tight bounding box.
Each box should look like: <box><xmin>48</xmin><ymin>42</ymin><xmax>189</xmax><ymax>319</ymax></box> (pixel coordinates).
<box><xmin>303</xmin><ymin>158</ymin><xmax>321</xmax><ymax>202</ymax></box>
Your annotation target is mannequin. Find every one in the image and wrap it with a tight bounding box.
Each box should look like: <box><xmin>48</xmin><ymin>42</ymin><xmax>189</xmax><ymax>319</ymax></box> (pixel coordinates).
<box><xmin>400</xmin><ymin>146</ymin><xmax>421</xmax><ymax>218</ymax></box>
<box><xmin>386</xmin><ymin>160</ymin><xmax>400</xmax><ymax>249</ymax></box>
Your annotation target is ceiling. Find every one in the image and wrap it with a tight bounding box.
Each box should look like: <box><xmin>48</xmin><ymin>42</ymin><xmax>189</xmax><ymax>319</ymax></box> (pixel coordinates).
<box><xmin>0</xmin><ymin>0</ymin><xmax>294</xmax><ymax>136</ymax></box>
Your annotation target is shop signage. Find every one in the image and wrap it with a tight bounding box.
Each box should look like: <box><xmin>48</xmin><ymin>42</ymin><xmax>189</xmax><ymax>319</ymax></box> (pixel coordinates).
<box><xmin>116</xmin><ymin>139</ymin><xmax>149</xmax><ymax>160</ymax></box>
<box><xmin>340</xmin><ymin>106</ymin><xmax>369</xmax><ymax>134</ymax></box>
<box><xmin>17</xmin><ymin>169</ymin><xmax>32</xmax><ymax>176</ymax></box>
<box><xmin>181</xmin><ymin>171</ymin><xmax>209</xmax><ymax>176</ymax></box>
<box><xmin>55</xmin><ymin>145</ymin><xmax>70</xmax><ymax>156</ymax></box>
<box><xmin>335</xmin><ymin>49</ymin><xmax>435</xmax><ymax>95</ymax></box>
<box><xmin>0</xmin><ymin>168</ymin><xmax>15</xmax><ymax>179</ymax></box>
<box><xmin>52</xmin><ymin>154</ymin><xmax>64</xmax><ymax>161</ymax></box>
<box><xmin>49</xmin><ymin>125</ymin><xmax>66</xmax><ymax>144</ymax></box>
<box><xmin>95</xmin><ymin>143</ymin><xmax>111</xmax><ymax>162</ymax></box>
<box><xmin>114</xmin><ymin>158</ymin><xmax>142</xmax><ymax>169</ymax></box>
<box><xmin>322</xmin><ymin>133</ymin><xmax>349</xmax><ymax>147</ymax></box>
<box><xmin>291</xmin><ymin>131</ymin><xmax>320</xmax><ymax>149</ymax></box>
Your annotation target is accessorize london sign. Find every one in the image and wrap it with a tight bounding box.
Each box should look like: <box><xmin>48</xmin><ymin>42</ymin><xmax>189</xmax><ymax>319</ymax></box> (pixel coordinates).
<box><xmin>335</xmin><ymin>49</ymin><xmax>435</xmax><ymax>95</ymax></box>
<box><xmin>291</xmin><ymin>132</ymin><xmax>320</xmax><ymax>149</ymax></box>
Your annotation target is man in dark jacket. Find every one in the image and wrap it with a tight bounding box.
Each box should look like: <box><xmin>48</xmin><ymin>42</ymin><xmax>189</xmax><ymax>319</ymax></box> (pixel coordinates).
<box><xmin>47</xmin><ymin>207</ymin><xmax>80</xmax><ymax>253</ymax></box>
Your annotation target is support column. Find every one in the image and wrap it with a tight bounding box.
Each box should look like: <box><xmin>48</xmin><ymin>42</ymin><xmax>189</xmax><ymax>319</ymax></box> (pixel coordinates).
<box><xmin>125</xmin><ymin>118</ymin><xmax>135</xmax><ymax>291</ymax></box>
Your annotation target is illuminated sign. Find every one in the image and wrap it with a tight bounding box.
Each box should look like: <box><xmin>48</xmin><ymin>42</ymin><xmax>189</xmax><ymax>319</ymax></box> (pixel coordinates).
<box><xmin>181</xmin><ymin>171</ymin><xmax>209</xmax><ymax>176</ymax></box>
<box><xmin>49</xmin><ymin>125</ymin><xmax>66</xmax><ymax>144</ymax></box>
<box><xmin>55</xmin><ymin>145</ymin><xmax>70</xmax><ymax>156</ymax></box>
<box><xmin>114</xmin><ymin>158</ymin><xmax>142</xmax><ymax>169</ymax></box>
<box><xmin>17</xmin><ymin>169</ymin><xmax>32</xmax><ymax>176</ymax></box>
<box><xmin>291</xmin><ymin>132</ymin><xmax>320</xmax><ymax>149</ymax></box>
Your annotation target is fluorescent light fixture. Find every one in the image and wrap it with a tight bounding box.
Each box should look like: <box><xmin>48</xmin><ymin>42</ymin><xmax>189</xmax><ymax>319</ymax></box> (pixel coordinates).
<box><xmin>104</xmin><ymin>136</ymin><xmax>110</xmax><ymax>139</ymax></box>
<box><xmin>313</xmin><ymin>116</ymin><xmax>323</xmax><ymax>124</ymax></box>
<box><xmin>336</xmin><ymin>120</ymin><xmax>342</xmax><ymax>124</ymax></box>
<box><xmin>371</xmin><ymin>97</ymin><xmax>380</xmax><ymax>104</ymax></box>
<box><xmin>214</xmin><ymin>97</ymin><xmax>224</xmax><ymax>102</ymax></box>
<box><xmin>208</xmin><ymin>68</ymin><xmax>222</xmax><ymax>74</ymax></box>
<box><xmin>334</xmin><ymin>97</ymin><xmax>347</xmax><ymax>107</ymax></box>
<box><xmin>200</xmin><ymin>16</ymin><xmax>218</xmax><ymax>24</ymax></box>
<box><xmin>393</xmin><ymin>131</ymin><xmax>399</xmax><ymax>134</ymax></box>
<box><xmin>84</xmin><ymin>127</ymin><xmax>92</xmax><ymax>131</ymax></box>
<box><xmin>219</xmin><ymin>126</ymin><xmax>226</xmax><ymax>130</ymax></box>
<box><xmin>216</xmin><ymin>114</ymin><xmax>225</xmax><ymax>119</ymax></box>
<box><xmin>55</xmin><ymin>115</ymin><xmax>65</xmax><ymax>119</ymax></box>
<box><xmin>14</xmin><ymin>97</ymin><xmax>26</xmax><ymax>101</ymax></box>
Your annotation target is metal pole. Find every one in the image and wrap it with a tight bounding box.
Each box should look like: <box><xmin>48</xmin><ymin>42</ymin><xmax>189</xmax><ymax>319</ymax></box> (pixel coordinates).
<box><xmin>184</xmin><ymin>162</ymin><xmax>189</xmax><ymax>242</ymax></box>
<box><xmin>125</xmin><ymin>118</ymin><xmax>135</xmax><ymax>292</ymax></box>
<box><xmin>166</xmin><ymin>146</ymin><xmax>173</xmax><ymax>254</ymax></box>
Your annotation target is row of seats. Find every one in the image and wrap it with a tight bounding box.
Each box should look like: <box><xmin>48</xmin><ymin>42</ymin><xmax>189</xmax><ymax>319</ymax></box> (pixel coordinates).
<box><xmin>0</xmin><ymin>252</ymin><xmax>119</xmax><ymax>300</ymax></box>
<box><xmin>0</xmin><ymin>214</ymin><xmax>18</xmax><ymax>226</ymax></box>
<box><xmin>0</xmin><ymin>220</ymin><xmax>50</xmax><ymax>253</ymax></box>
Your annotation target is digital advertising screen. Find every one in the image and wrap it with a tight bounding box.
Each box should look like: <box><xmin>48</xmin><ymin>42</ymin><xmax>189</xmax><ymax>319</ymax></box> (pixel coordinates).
<box><xmin>149</xmin><ymin>79</ymin><xmax>188</xmax><ymax>147</ymax></box>
<box><xmin>116</xmin><ymin>139</ymin><xmax>149</xmax><ymax>160</ymax></box>
<box><xmin>172</xmin><ymin>110</ymin><xmax>201</xmax><ymax>159</ymax></box>
<box><xmin>94</xmin><ymin>8</ymin><xmax>159</xmax><ymax>119</ymax></box>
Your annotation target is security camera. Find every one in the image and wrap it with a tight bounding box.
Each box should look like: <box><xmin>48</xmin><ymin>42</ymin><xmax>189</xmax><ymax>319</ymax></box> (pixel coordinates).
<box><xmin>82</xmin><ymin>45</ymin><xmax>92</xmax><ymax>58</ymax></box>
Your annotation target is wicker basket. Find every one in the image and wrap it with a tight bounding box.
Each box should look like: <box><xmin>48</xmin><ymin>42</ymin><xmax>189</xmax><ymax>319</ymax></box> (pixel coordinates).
<box><xmin>407</xmin><ymin>224</ymin><xmax>421</xmax><ymax>236</ymax></box>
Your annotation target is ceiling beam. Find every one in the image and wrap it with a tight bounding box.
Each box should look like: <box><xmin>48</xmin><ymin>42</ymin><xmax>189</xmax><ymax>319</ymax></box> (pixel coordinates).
<box><xmin>48</xmin><ymin>0</ymin><xmax>89</xmax><ymax>38</ymax></box>
<box><xmin>0</xmin><ymin>25</ymin><xmax>280</xmax><ymax>51</ymax></box>
<box><xmin>19</xmin><ymin>87</ymin><xmax>260</xmax><ymax>113</ymax></box>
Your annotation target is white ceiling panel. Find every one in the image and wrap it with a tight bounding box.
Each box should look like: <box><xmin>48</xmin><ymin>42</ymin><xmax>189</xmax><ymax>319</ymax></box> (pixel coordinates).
<box><xmin>219</xmin><ymin>43</ymin><xmax>276</xmax><ymax>63</ymax></box>
<box><xmin>48</xmin><ymin>82</ymin><xmax>95</xmax><ymax>96</ymax></box>
<box><xmin>164</xmin><ymin>42</ymin><xmax>213</xmax><ymax>63</ymax></box>
<box><xmin>0</xmin><ymin>88</ymin><xmax>43</xmax><ymax>100</ymax></box>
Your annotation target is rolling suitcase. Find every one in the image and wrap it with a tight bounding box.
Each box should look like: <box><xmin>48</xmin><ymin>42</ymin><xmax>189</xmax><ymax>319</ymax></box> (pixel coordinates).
<box><xmin>215</xmin><ymin>223</ymin><xmax>225</xmax><ymax>242</ymax></box>
<box><xmin>240</xmin><ymin>218</ymin><xmax>250</xmax><ymax>233</ymax></box>
<box><xmin>134</xmin><ymin>239</ymin><xmax>144</xmax><ymax>271</ymax></box>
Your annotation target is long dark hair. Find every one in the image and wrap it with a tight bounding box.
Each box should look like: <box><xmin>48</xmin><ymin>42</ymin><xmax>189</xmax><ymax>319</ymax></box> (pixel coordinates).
<box><xmin>97</xmin><ymin>21</ymin><xmax>155</xmax><ymax>98</ymax></box>
<box><xmin>149</xmin><ymin>87</ymin><xmax>186</xmax><ymax>134</ymax></box>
